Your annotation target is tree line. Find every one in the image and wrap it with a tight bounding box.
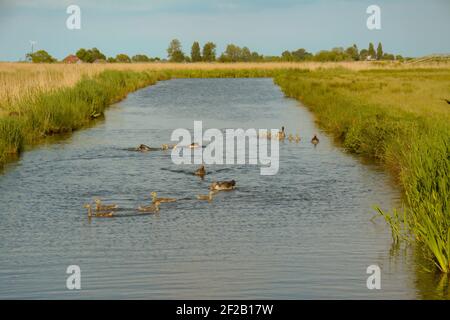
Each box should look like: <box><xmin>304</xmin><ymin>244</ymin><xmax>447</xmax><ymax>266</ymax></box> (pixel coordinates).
<box><xmin>25</xmin><ymin>40</ymin><xmax>405</xmax><ymax>63</ymax></box>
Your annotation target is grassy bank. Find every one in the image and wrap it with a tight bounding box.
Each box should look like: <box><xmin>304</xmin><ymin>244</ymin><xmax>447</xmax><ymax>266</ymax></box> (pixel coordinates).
<box><xmin>274</xmin><ymin>68</ymin><xmax>450</xmax><ymax>272</ymax></box>
<box><xmin>0</xmin><ymin>70</ymin><xmax>171</xmax><ymax>166</ymax></box>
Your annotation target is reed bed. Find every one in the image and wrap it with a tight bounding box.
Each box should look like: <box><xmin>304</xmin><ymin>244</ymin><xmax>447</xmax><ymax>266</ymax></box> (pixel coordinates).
<box><xmin>274</xmin><ymin>68</ymin><xmax>450</xmax><ymax>272</ymax></box>
<box><xmin>2</xmin><ymin>60</ymin><xmax>449</xmax><ymax>111</ymax></box>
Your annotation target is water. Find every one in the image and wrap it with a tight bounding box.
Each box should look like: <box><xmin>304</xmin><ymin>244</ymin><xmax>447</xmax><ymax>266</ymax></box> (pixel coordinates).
<box><xmin>0</xmin><ymin>78</ymin><xmax>427</xmax><ymax>299</ymax></box>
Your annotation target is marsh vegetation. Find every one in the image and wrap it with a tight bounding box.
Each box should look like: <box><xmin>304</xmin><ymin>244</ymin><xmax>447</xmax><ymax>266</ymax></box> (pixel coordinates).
<box><xmin>1</xmin><ymin>62</ymin><xmax>449</xmax><ymax>275</ymax></box>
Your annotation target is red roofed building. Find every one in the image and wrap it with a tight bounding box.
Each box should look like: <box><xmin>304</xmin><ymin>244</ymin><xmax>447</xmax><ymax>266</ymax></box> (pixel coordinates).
<box><xmin>62</xmin><ymin>54</ymin><xmax>81</xmax><ymax>64</ymax></box>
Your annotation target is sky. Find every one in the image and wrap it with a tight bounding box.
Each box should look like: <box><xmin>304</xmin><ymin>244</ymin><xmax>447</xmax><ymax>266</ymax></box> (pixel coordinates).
<box><xmin>0</xmin><ymin>0</ymin><xmax>449</xmax><ymax>61</ymax></box>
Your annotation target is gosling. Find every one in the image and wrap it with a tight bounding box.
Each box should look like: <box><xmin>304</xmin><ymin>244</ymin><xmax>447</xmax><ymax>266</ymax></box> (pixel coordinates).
<box><xmin>137</xmin><ymin>201</ymin><xmax>160</xmax><ymax>213</ymax></box>
<box><xmin>151</xmin><ymin>192</ymin><xmax>177</xmax><ymax>204</ymax></box>
<box><xmin>84</xmin><ymin>204</ymin><xmax>114</xmax><ymax>218</ymax></box>
<box><xmin>94</xmin><ymin>198</ymin><xmax>118</xmax><ymax>212</ymax></box>
<box><xmin>197</xmin><ymin>191</ymin><xmax>216</xmax><ymax>202</ymax></box>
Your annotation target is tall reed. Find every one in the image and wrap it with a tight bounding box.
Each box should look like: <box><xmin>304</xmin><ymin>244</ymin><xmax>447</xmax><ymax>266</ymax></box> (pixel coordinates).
<box><xmin>274</xmin><ymin>69</ymin><xmax>450</xmax><ymax>272</ymax></box>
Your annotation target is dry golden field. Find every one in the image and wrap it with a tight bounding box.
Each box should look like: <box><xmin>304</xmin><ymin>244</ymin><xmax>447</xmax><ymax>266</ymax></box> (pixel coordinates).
<box><xmin>2</xmin><ymin>60</ymin><xmax>449</xmax><ymax>117</ymax></box>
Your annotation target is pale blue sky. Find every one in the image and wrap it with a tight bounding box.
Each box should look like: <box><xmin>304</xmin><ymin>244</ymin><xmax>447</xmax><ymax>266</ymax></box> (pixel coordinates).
<box><xmin>0</xmin><ymin>0</ymin><xmax>448</xmax><ymax>61</ymax></box>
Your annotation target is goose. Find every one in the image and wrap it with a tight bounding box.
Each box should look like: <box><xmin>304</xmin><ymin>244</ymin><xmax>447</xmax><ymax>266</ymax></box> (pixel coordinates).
<box><xmin>194</xmin><ymin>165</ymin><xmax>206</xmax><ymax>177</ymax></box>
<box><xmin>137</xmin><ymin>144</ymin><xmax>151</xmax><ymax>151</ymax></box>
<box><xmin>311</xmin><ymin>134</ymin><xmax>320</xmax><ymax>145</ymax></box>
<box><xmin>137</xmin><ymin>201</ymin><xmax>160</xmax><ymax>213</ymax></box>
<box><xmin>443</xmin><ymin>98</ymin><xmax>450</xmax><ymax>105</ymax></box>
<box><xmin>197</xmin><ymin>191</ymin><xmax>216</xmax><ymax>202</ymax></box>
<box><xmin>151</xmin><ymin>192</ymin><xmax>177</xmax><ymax>204</ymax></box>
<box><xmin>278</xmin><ymin>126</ymin><xmax>286</xmax><ymax>140</ymax></box>
<box><xmin>189</xmin><ymin>142</ymin><xmax>201</xmax><ymax>149</ymax></box>
<box><xmin>209</xmin><ymin>180</ymin><xmax>236</xmax><ymax>191</ymax></box>
<box><xmin>83</xmin><ymin>204</ymin><xmax>114</xmax><ymax>218</ymax></box>
<box><xmin>295</xmin><ymin>134</ymin><xmax>301</xmax><ymax>143</ymax></box>
<box><xmin>94</xmin><ymin>198</ymin><xmax>118</xmax><ymax>212</ymax></box>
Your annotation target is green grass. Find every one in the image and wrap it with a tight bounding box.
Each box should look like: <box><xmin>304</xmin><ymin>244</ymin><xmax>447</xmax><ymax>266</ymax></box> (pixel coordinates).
<box><xmin>274</xmin><ymin>68</ymin><xmax>450</xmax><ymax>272</ymax></box>
<box><xmin>0</xmin><ymin>70</ymin><xmax>171</xmax><ymax>167</ymax></box>
<box><xmin>1</xmin><ymin>67</ymin><xmax>449</xmax><ymax>273</ymax></box>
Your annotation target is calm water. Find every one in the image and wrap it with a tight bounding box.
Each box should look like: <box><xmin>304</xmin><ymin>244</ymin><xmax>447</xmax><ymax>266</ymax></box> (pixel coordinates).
<box><xmin>0</xmin><ymin>78</ymin><xmax>429</xmax><ymax>299</ymax></box>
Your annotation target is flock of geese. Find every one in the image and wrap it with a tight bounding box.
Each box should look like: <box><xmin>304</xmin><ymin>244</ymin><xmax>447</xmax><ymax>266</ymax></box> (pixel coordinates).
<box><xmin>83</xmin><ymin>126</ymin><xmax>320</xmax><ymax>218</ymax></box>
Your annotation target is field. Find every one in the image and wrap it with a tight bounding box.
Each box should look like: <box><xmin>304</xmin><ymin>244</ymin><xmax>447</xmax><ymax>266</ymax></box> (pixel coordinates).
<box><xmin>1</xmin><ymin>61</ymin><xmax>449</xmax><ymax>272</ymax></box>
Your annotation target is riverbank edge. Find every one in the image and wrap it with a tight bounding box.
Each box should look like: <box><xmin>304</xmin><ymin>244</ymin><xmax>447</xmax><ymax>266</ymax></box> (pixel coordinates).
<box><xmin>273</xmin><ymin>69</ymin><xmax>449</xmax><ymax>273</ymax></box>
<box><xmin>1</xmin><ymin>68</ymin><xmax>448</xmax><ymax>273</ymax></box>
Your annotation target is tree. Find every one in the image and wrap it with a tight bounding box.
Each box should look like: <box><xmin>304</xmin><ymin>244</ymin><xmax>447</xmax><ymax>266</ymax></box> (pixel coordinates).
<box><xmin>345</xmin><ymin>44</ymin><xmax>359</xmax><ymax>61</ymax></box>
<box><xmin>26</xmin><ymin>50</ymin><xmax>56</xmax><ymax>63</ymax></box>
<box><xmin>368</xmin><ymin>42</ymin><xmax>376</xmax><ymax>60</ymax></box>
<box><xmin>76</xmin><ymin>48</ymin><xmax>106</xmax><ymax>63</ymax></box>
<box><xmin>131</xmin><ymin>54</ymin><xmax>151</xmax><ymax>62</ymax></box>
<box><xmin>115</xmin><ymin>54</ymin><xmax>131</xmax><ymax>63</ymax></box>
<box><xmin>202</xmin><ymin>42</ymin><xmax>216</xmax><ymax>62</ymax></box>
<box><xmin>291</xmin><ymin>48</ymin><xmax>312</xmax><ymax>61</ymax></box>
<box><xmin>281</xmin><ymin>50</ymin><xmax>293</xmax><ymax>61</ymax></box>
<box><xmin>241</xmin><ymin>47</ymin><xmax>251</xmax><ymax>62</ymax></box>
<box><xmin>107</xmin><ymin>57</ymin><xmax>116</xmax><ymax>63</ymax></box>
<box><xmin>222</xmin><ymin>44</ymin><xmax>242</xmax><ymax>62</ymax></box>
<box><xmin>190</xmin><ymin>42</ymin><xmax>202</xmax><ymax>62</ymax></box>
<box><xmin>167</xmin><ymin>39</ymin><xmax>185</xmax><ymax>62</ymax></box>
<box><xmin>376</xmin><ymin>42</ymin><xmax>383</xmax><ymax>60</ymax></box>
<box><xmin>359</xmin><ymin>49</ymin><xmax>369</xmax><ymax>61</ymax></box>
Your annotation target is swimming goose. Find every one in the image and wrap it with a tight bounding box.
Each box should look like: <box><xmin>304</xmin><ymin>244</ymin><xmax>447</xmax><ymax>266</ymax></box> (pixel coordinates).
<box><xmin>194</xmin><ymin>165</ymin><xmax>206</xmax><ymax>177</ymax></box>
<box><xmin>278</xmin><ymin>126</ymin><xmax>286</xmax><ymax>140</ymax></box>
<box><xmin>197</xmin><ymin>191</ymin><xmax>216</xmax><ymax>202</ymax></box>
<box><xmin>151</xmin><ymin>192</ymin><xmax>177</xmax><ymax>204</ymax></box>
<box><xmin>209</xmin><ymin>180</ymin><xmax>236</xmax><ymax>191</ymax></box>
<box><xmin>295</xmin><ymin>134</ymin><xmax>301</xmax><ymax>143</ymax></box>
<box><xmin>189</xmin><ymin>142</ymin><xmax>201</xmax><ymax>149</ymax></box>
<box><xmin>83</xmin><ymin>204</ymin><xmax>114</xmax><ymax>218</ymax></box>
<box><xmin>137</xmin><ymin>144</ymin><xmax>151</xmax><ymax>151</ymax></box>
<box><xmin>94</xmin><ymin>198</ymin><xmax>118</xmax><ymax>212</ymax></box>
<box><xmin>137</xmin><ymin>201</ymin><xmax>160</xmax><ymax>213</ymax></box>
<box><xmin>311</xmin><ymin>134</ymin><xmax>320</xmax><ymax>145</ymax></box>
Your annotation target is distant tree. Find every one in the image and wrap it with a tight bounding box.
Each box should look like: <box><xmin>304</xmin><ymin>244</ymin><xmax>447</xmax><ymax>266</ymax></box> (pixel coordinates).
<box><xmin>281</xmin><ymin>50</ymin><xmax>293</xmax><ymax>61</ymax></box>
<box><xmin>131</xmin><ymin>54</ymin><xmax>151</xmax><ymax>62</ymax></box>
<box><xmin>222</xmin><ymin>44</ymin><xmax>243</xmax><ymax>62</ymax></box>
<box><xmin>202</xmin><ymin>42</ymin><xmax>216</xmax><ymax>62</ymax></box>
<box><xmin>250</xmin><ymin>51</ymin><xmax>263</xmax><ymax>62</ymax></box>
<box><xmin>115</xmin><ymin>54</ymin><xmax>131</xmax><ymax>63</ymax></box>
<box><xmin>26</xmin><ymin>50</ymin><xmax>56</xmax><ymax>63</ymax></box>
<box><xmin>241</xmin><ymin>47</ymin><xmax>252</xmax><ymax>62</ymax></box>
<box><xmin>359</xmin><ymin>49</ymin><xmax>369</xmax><ymax>61</ymax></box>
<box><xmin>167</xmin><ymin>39</ymin><xmax>185</xmax><ymax>62</ymax></box>
<box><xmin>107</xmin><ymin>57</ymin><xmax>116</xmax><ymax>63</ymax></box>
<box><xmin>395</xmin><ymin>55</ymin><xmax>404</xmax><ymax>61</ymax></box>
<box><xmin>190</xmin><ymin>41</ymin><xmax>202</xmax><ymax>62</ymax></box>
<box><xmin>345</xmin><ymin>44</ymin><xmax>359</xmax><ymax>61</ymax></box>
<box><xmin>382</xmin><ymin>53</ymin><xmax>395</xmax><ymax>60</ymax></box>
<box><xmin>376</xmin><ymin>42</ymin><xmax>383</xmax><ymax>60</ymax></box>
<box><xmin>291</xmin><ymin>48</ymin><xmax>312</xmax><ymax>61</ymax></box>
<box><xmin>76</xmin><ymin>48</ymin><xmax>106</xmax><ymax>63</ymax></box>
<box><xmin>368</xmin><ymin>42</ymin><xmax>376</xmax><ymax>60</ymax></box>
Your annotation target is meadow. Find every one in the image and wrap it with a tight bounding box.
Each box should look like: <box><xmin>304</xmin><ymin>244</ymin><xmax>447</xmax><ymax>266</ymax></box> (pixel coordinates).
<box><xmin>0</xmin><ymin>61</ymin><xmax>449</xmax><ymax>272</ymax></box>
